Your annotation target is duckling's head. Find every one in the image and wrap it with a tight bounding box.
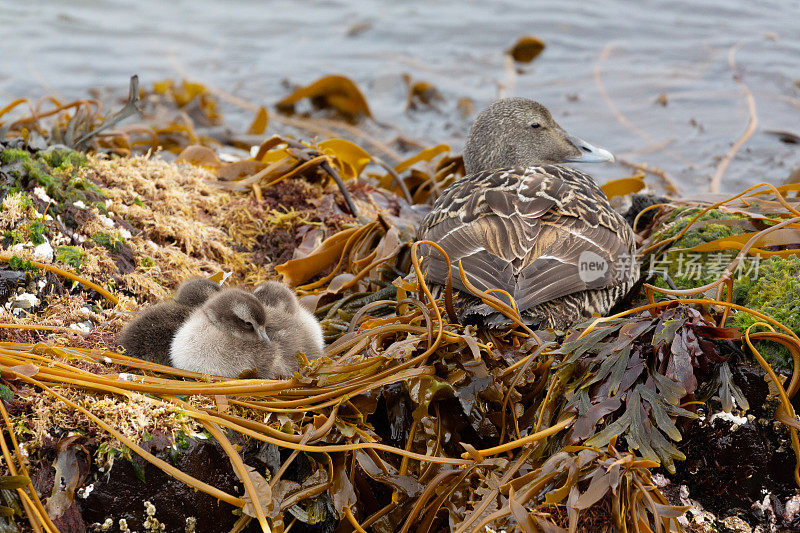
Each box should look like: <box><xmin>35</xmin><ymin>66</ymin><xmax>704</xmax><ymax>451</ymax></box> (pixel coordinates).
<box><xmin>463</xmin><ymin>97</ymin><xmax>614</xmax><ymax>174</ymax></box>
<box><xmin>203</xmin><ymin>289</ymin><xmax>272</xmax><ymax>342</ymax></box>
<box><xmin>253</xmin><ymin>281</ymin><xmax>299</xmax><ymax>315</ymax></box>
<box><xmin>175</xmin><ymin>277</ymin><xmax>221</xmax><ymax>307</ymax></box>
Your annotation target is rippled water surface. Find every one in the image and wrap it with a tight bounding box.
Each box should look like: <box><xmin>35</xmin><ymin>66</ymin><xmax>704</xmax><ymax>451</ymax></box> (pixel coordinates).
<box><xmin>1</xmin><ymin>0</ymin><xmax>800</xmax><ymax>192</ymax></box>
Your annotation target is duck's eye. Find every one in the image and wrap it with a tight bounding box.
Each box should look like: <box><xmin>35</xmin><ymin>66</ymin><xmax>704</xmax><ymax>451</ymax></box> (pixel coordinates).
<box><xmin>244</xmin><ymin>321</ymin><xmax>254</xmax><ymax>329</ymax></box>
<box><xmin>530</xmin><ymin>122</ymin><xmax>541</xmax><ymax>129</ymax></box>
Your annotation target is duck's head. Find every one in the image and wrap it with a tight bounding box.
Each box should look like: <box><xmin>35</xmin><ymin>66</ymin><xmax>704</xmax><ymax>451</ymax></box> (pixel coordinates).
<box><xmin>175</xmin><ymin>277</ymin><xmax>221</xmax><ymax>307</ymax></box>
<box><xmin>203</xmin><ymin>289</ymin><xmax>272</xmax><ymax>342</ymax></box>
<box><xmin>463</xmin><ymin>97</ymin><xmax>614</xmax><ymax>174</ymax></box>
<box><xmin>253</xmin><ymin>281</ymin><xmax>299</xmax><ymax>315</ymax></box>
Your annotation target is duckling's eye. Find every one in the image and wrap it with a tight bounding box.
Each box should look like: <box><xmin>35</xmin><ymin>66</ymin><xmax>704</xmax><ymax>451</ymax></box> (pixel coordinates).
<box><xmin>530</xmin><ymin>122</ymin><xmax>541</xmax><ymax>129</ymax></box>
<box><xmin>244</xmin><ymin>320</ymin><xmax>254</xmax><ymax>329</ymax></box>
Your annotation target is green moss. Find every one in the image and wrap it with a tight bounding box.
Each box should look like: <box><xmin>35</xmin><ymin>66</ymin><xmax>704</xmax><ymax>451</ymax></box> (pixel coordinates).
<box><xmin>174</xmin><ymin>429</ymin><xmax>191</xmax><ymax>450</ymax></box>
<box><xmin>139</xmin><ymin>256</ymin><xmax>154</xmax><ymax>268</ymax></box>
<box><xmin>0</xmin><ymin>149</ymin><xmax>31</xmax><ymax>165</ymax></box>
<box><xmin>0</xmin><ymin>147</ymin><xmax>104</xmax><ymax>216</ymax></box>
<box><xmin>648</xmin><ymin>209</ymin><xmax>750</xmax><ymax>291</ymax></box>
<box><xmin>8</xmin><ymin>255</ymin><xmax>38</xmax><ymax>272</ymax></box>
<box><xmin>90</xmin><ymin>232</ymin><xmax>124</xmax><ymax>253</ymax></box>
<box><xmin>38</xmin><ymin>148</ymin><xmax>87</xmax><ymax>170</ymax></box>
<box><xmin>4</xmin><ymin>229</ymin><xmax>25</xmax><ymax>245</ymax></box>
<box><xmin>55</xmin><ymin>246</ymin><xmax>85</xmax><ymax>271</ymax></box>
<box><xmin>731</xmin><ymin>255</ymin><xmax>800</xmax><ymax>368</ymax></box>
<box><xmin>27</xmin><ymin>220</ymin><xmax>47</xmax><ymax>245</ymax></box>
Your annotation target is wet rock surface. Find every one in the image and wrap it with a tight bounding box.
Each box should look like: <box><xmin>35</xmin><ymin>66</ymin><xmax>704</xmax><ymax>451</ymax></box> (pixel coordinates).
<box><xmin>79</xmin><ymin>440</ymin><xmax>254</xmax><ymax>533</ymax></box>
<box><xmin>667</xmin><ymin>364</ymin><xmax>800</xmax><ymax>530</ymax></box>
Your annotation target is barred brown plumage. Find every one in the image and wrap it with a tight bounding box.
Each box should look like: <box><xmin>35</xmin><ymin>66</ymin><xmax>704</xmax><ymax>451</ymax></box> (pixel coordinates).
<box><xmin>418</xmin><ymin>98</ymin><xmax>637</xmax><ymax>329</ymax></box>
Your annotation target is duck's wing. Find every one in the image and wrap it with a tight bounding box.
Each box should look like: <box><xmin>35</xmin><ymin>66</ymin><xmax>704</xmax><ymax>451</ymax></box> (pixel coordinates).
<box><xmin>418</xmin><ymin>166</ymin><xmax>635</xmax><ymax>310</ymax></box>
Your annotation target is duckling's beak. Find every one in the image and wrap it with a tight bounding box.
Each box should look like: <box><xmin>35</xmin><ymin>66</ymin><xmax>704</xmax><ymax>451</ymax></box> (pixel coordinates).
<box><xmin>564</xmin><ymin>134</ymin><xmax>615</xmax><ymax>163</ymax></box>
<box><xmin>257</xmin><ymin>326</ymin><xmax>270</xmax><ymax>342</ymax></box>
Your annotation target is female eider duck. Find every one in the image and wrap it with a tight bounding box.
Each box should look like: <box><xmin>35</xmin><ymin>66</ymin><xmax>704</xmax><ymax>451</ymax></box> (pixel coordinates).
<box><xmin>418</xmin><ymin>98</ymin><xmax>637</xmax><ymax>329</ymax></box>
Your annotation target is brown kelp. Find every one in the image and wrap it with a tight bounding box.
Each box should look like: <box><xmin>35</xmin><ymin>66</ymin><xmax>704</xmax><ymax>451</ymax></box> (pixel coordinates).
<box><xmin>1</xmin><ymin>75</ymin><xmax>800</xmax><ymax>533</ymax></box>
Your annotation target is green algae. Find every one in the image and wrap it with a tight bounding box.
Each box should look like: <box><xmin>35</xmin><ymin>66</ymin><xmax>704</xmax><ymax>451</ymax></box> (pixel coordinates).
<box><xmin>0</xmin><ymin>147</ymin><xmax>101</xmax><ymax>215</ymax></box>
<box><xmin>647</xmin><ymin>208</ymin><xmax>798</xmax><ymax>368</ymax></box>
<box><xmin>0</xmin><ymin>385</ymin><xmax>12</xmax><ymax>402</ymax></box>
<box><xmin>38</xmin><ymin>148</ymin><xmax>88</xmax><ymax>170</ymax></box>
<box><xmin>651</xmin><ymin>208</ymin><xmax>749</xmax><ymax>247</ymax></box>
<box><xmin>649</xmin><ymin>208</ymin><xmax>750</xmax><ymax>290</ymax></box>
<box><xmin>93</xmin><ymin>200</ymin><xmax>109</xmax><ymax>215</ymax></box>
<box><xmin>3</xmin><ymin>220</ymin><xmax>47</xmax><ymax>246</ymax></box>
<box><xmin>90</xmin><ymin>232</ymin><xmax>125</xmax><ymax>253</ymax></box>
<box><xmin>0</xmin><ymin>149</ymin><xmax>31</xmax><ymax>165</ymax></box>
<box><xmin>173</xmin><ymin>430</ymin><xmax>191</xmax><ymax>450</ymax></box>
<box><xmin>732</xmin><ymin>255</ymin><xmax>800</xmax><ymax>368</ymax></box>
<box><xmin>8</xmin><ymin>256</ymin><xmax>38</xmax><ymax>272</ymax></box>
<box><xmin>27</xmin><ymin>220</ymin><xmax>47</xmax><ymax>245</ymax></box>
<box><xmin>55</xmin><ymin>245</ymin><xmax>86</xmax><ymax>271</ymax></box>
<box><xmin>3</xmin><ymin>229</ymin><xmax>25</xmax><ymax>245</ymax></box>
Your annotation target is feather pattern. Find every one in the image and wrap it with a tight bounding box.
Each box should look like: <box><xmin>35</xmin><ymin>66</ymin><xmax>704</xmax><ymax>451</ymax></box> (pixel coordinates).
<box><xmin>418</xmin><ymin>165</ymin><xmax>637</xmax><ymax>329</ymax></box>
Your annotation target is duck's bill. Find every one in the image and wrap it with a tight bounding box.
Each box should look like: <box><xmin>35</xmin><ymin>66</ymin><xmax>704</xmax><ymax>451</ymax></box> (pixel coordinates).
<box><xmin>564</xmin><ymin>135</ymin><xmax>615</xmax><ymax>163</ymax></box>
<box><xmin>258</xmin><ymin>327</ymin><xmax>271</xmax><ymax>342</ymax></box>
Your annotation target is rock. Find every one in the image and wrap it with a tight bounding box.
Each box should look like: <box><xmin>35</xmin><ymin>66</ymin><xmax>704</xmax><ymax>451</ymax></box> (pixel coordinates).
<box><xmin>668</xmin><ymin>364</ymin><xmax>799</xmax><ymax>530</ymax></box>
<box><xmin>7</xmin><ymin>292</ymin><xmax>40</xmax><ymax>313</ymax></box>
<box><xmin>33</xmin><ymin>240</ymin><xmax>54</xmax><ymax>262</ymax></box>
<box><xmin>79</xmin><ymin>439</ymin><xmax>254</xmax><ymax>533</ymax></box>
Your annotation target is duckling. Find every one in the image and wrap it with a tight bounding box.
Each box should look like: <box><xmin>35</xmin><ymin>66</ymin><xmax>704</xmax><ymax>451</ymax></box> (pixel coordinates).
<box><xmin>253</xmin><ymin>280</ymin><xmax>301</xmax><ymax>314</ymax></box>
<box><xmin>118</xmin><ymin>277</ymin><xmax>221</xmax><ymax>366</ymax></box>
<box><xmin>169</xmin><ymin>288</ymin><xmax>299</xmax><ymax>379</ymax></box>
<box><xmin>169</xmin><ymin>288</ymin><xmax>270</xmax><ymax>377</ymax></box>
<box><xmin>174</xmin><ymin>277</ymin><xmax>223</xmax><ymax>307</ymax></box>
<box><xmin>417</xmin><ymin>98</ymin><xmax>637</xmax><ymax>329</ymax></box>
<box><xmin>253</xmin><ymin>281</ymin><xmax>324</xmax><ymax>360</ymax></box>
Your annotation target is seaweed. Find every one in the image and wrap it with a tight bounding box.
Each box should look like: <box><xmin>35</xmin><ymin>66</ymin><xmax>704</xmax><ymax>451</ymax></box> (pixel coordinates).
<box><xmin>1</xmin><ymin>75</ymin><xmax>800</xmax><ymax>533</ymax></box>
<box><xmin>7</xmin><ymin>256</ymin><xmax>37</xmax><ymax>272</ymax></box>
<box><xmin>732</xmin><ymin>255</ymin><xmax>800</xmax><ymax>367</ymax></box>
<box><xmin>55</xmin><ymin>246</ymin><xmax>85</xmax><ymax>271</ymax></box>
<box><xmin>554</xmin><ymin>306</ymin><xmax>740</xmax><ymax>473</ymax></box>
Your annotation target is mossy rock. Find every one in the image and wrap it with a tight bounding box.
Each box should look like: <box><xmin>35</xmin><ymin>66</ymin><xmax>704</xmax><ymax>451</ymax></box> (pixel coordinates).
<box><xmin>647</xmin><ymin>208</ymin><xmax>797</xmax><ymax>368</ymax></box>
<box><xmin>647</xmin><ymin>208</ymin><xmax>751</xmax><ymax>290</ymax></box>
<box><xmin>0</xmin><ymin>146</ymin><xmax>97</xmax><ymax>213</ymax></box>
<box><xmin>731</xmin><ymin>255</ymin><xmax>800</xmax><ymax>368</ymax></box>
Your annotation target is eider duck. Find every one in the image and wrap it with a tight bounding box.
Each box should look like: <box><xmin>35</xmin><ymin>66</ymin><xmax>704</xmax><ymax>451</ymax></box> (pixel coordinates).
<box><xmin>170</xmin><ymin>288</ymin><xmax>273</xmax><ymax>378</ymax></box>
<box><xmin>253</xmin><ymin>281</ymin><xmax>325</xmax><ymax>360</ymax></box>
<box><xmin>169</xmin><ymin>287</ymin><xmax>314</xmax><ymax>379</ymax></box>
<box><xmin>418</xmin><ymin>98</ymin><xmax>637</xmax><ymax>329</ymax></box>
<box><xmin>119</xmin><ymin>277</ymin><xmax>221</xmax><ymax>365</ymax></box>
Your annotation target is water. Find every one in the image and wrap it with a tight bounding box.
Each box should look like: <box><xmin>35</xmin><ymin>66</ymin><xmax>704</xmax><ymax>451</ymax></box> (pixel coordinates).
<box><xmin>1</xmin><ymin>0</ymin><xmax>800</xmax><ymax>193</ymax></box>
